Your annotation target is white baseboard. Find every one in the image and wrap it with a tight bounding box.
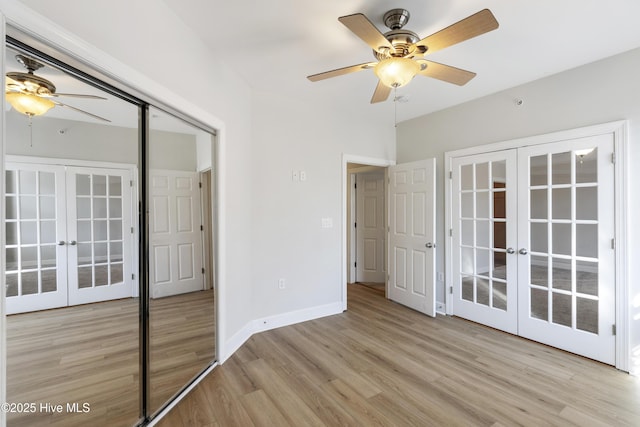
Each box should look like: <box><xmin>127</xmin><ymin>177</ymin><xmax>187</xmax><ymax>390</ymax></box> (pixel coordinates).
<box><xmin>219</xmin><ymin>301</ymin><xmax>344</xmax><ymax>363</ymax></box>
<box><xmin>219</xmin><ymin>321</ymin><xmax>255</xmax><ymax>363</ymax></box>
<box><xmin>252</xmin><ymin>301</ymin><xmax>344</xmax><ymax>334</ymax></box>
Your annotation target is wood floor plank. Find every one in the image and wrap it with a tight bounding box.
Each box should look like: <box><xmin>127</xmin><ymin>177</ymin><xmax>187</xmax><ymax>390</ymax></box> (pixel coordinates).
<box><xmin>159</xmin><ymin>283</ymin><xmax>640</xmax><ymax>426</ymax></box>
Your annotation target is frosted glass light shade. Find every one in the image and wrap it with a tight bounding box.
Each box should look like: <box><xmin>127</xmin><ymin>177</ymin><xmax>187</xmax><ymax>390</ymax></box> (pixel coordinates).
<box><xmin>6</xmin><ymin>92</ymin><xmax>55</xmax><ymax>116</ymax></box>
<box><xmin>374</xmin><ymin>57</ymin><xmax>420</xmax><ymax>88</ymax></box>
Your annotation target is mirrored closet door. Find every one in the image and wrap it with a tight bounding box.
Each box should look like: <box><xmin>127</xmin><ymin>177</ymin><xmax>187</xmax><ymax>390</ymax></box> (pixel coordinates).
<box><xmin>3</xmin><ymin>36</ymin><xmax>217</xmax><ymax>427</ymax></box>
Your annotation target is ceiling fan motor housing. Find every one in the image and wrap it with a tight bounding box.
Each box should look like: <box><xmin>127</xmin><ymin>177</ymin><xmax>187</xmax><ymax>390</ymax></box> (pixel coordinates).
<box><xmin>374</xmin><ymin>9</ymin><xmax>420</xmax><ymax>60</ymax></box>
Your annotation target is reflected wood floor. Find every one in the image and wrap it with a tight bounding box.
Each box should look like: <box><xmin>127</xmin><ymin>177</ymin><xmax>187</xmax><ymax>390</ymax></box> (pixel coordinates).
<box><xmin>6</xmin><ymin>290</ymin><xmax>215</xmax><ymax>427</ymax></box>
<box><xmin>158</xmin><ymin>283</ymin><xmax>640</xmax><ymax>427</ymax></box>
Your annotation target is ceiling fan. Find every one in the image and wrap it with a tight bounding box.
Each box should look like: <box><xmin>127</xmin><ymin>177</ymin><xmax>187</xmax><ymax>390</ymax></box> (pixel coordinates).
<box><xmin>307</xmin><ymin>8</ymin><xmax>499</xmax><ymax>103</ymax></box>
<box><xmin>5</xmin><ymin>54</ymin><xmax>110</xmax><ymax>122</ymax></box>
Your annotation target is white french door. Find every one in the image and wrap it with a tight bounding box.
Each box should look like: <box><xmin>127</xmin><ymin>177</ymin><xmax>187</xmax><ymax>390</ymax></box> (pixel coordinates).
<box><xmin>516</xmin><ymin>136</ymin><xmax>615</xmax><ymax>363</ymax></box>
<box><xmin>388</xmin><ymin>159</ymin><xmax>436</xmax><ymax>317</ymax></box>
<box><xmin>451</xmin><ymin>134</ymin><xmax>616</xmax><ymax>364</ymax></box>
<box><xmin>355</xmin><ymin>171</ymin><xmax>386</xmax><ymax>283</ymax></box>
<box><xmin>149</xmin><ymin>170</ymin><xmax>204</xmax><ymax>298</ymax></box>
<box><xmin>5</xmin><ymin>162</ymin><xmax>134</xmax><ymax>314</ymax></box>
<box><xmin>451</xmin><ymin>150</ymin><xmax>518</xmax><ymax>333</ymax></box>
<box><xmin>66</xmin><ymin>167</ymin><xmax>134</xmax><ymax>305</ymax></box>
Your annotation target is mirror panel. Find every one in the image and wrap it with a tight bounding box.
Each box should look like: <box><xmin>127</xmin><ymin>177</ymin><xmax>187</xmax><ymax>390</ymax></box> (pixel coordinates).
<box><xmin>147</xmin><ymin>106</ymin><xmax>216</xmax><ymax>415</ymax></box>
<box><xmin>4</xmin><ymin>43</ymin><xmax>141</xmax><ymax>426</ymax></box>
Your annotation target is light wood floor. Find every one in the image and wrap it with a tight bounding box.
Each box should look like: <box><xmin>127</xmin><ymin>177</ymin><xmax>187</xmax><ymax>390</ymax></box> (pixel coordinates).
<box><xmin>158</xmin><ymin>283</ymin><xmax>640</xmax><ymax>427</ymax></box>
<box><xmin>6</xmin><ymin>290</ymin><xmax>215</xmax><ymax>427</ymax></box>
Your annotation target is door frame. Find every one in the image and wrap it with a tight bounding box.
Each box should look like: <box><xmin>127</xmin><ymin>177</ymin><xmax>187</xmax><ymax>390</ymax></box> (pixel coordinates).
<box><xmin>342</xmin><ymin>154</ymin><xmax>395</xmax><ymax>311</ymax></box>
<box><xmin>444</xmin><ymin>120</ymin><xmax>629</xmax><ymax>371</ymax></box>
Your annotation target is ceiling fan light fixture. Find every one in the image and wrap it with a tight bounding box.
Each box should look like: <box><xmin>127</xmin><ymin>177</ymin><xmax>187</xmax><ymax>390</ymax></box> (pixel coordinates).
<box><xmin>6</xmin><ymin>92</ymin><xmax>55</xmax><ymax>116</ymax></box>
<box><xmin>374</xmin><ymin>57</ymin><xmax>420</xmax><ymax>88</ymax></box>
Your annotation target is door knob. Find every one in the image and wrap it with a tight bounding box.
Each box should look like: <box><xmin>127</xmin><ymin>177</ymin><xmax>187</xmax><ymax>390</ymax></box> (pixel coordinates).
<box><xmin>519</xmin><ymin>248</ymin><xmax>528</xmax><ymax>255</ymax></box>
<box><xmin>58</xmin><ymin>240</ymin><xmax>66</xmax><ymax>246</ymax></box>
<box><xmin>425</xmin><ymin>242</ymin><xmax>435</xmax><ymax>249</ymax></box>
<box><xmin>506</xmin><ymin>247</ymin><xmax>515</xmax><ymax>254</ymax></box>
<box><xmin>68</xmin><ymin>240</ymin><xmax>77</xmax><ymax>246</ymax></box>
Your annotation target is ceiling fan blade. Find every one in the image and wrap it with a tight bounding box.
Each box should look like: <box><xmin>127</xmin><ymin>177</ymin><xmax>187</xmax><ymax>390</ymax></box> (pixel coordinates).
<box><xmin>52</xmin><ymin>100</ymin><xmax>111</xmax><ymax>122</ymax></box>
<box><xmin>370</xmin><ymin>80</ymin><xmax>391</xmax><ymax>104</ymax></box>
<box><xmin>416</xmin><ymin>9</ymin><xmax>499</xmax><ymax>55</ymax></box>
<box><xmin>339</xmin><ymin>13</ymin><xmax>392</xmax><ymax>52</ymax></box>
<box><xmin>48</xmin><ymin>93</ymin><xmax>107</xmax><ymax>100</ymax></box>
<box><xmin>419</xmin><ymin>61</ymin><xmax>476</xmax><ymax>86</ymax></box>
<box><xmin>307</xmin><ymin>62</ymin><xmax>376</xmax><ymax>82</ymax></box>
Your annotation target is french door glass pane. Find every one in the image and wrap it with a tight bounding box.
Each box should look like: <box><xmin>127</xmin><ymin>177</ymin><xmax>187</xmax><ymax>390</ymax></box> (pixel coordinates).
<box><xmin>458</xmin><ymin>159</ymin><xmax>508</xmax><ymax>311</ymax></box>
<box><xmin>74</xmin><ymin>173</ymin><xmax>126</xmax><ymax>289</ymax></box>
<box><xmin>5</xmin><ymin>169</ymin><xmax>59</xmax><ymax>297</ymax></box>
<box><xmin>528</xmin><ymin>148</ymin><xmax>601</xmax><ymax>335</ymax></box>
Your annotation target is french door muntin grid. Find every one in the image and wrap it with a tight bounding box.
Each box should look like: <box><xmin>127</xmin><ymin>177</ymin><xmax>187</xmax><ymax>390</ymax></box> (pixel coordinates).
<box><xmin>74</xmin><ymin>172</ymin><xmax>125</xmax><ymax>290</ymax></box>
<box><xmin>5</xmin><ymin>168</ymin><xmax>62</xmax><ymax>298</ymax></box>
<box><xmin>526</xmin><ymin>149</ymin><xmax>600</xmax><ymax>334</ymax></box>
<box><xmin>459</xmin><ymin>160</ymin><xmax>508</xmax><ymax>311</ymax></box>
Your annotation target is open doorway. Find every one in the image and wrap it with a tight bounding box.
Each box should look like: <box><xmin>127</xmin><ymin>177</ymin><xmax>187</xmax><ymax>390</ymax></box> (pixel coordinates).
<box><xmin>347</xmin><ymin>163</ymin><xmax>387</xmax><ymax>296</ymax></box>
<box><xmin>342</xmin><ymin>155</ymin><xmax>395</xmax><ymax>310</ymax></box>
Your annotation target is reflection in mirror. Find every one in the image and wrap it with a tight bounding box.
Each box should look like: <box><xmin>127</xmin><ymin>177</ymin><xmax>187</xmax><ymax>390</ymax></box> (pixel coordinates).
<box><xmin>147</xmin><ymin>106</ymin><xmax>216</xmax><ymax>415</ymax></box>
<box><xmin>4</xmin><ymin>43</ymin><xmax>141</xmax><ymax>426</ymax></box>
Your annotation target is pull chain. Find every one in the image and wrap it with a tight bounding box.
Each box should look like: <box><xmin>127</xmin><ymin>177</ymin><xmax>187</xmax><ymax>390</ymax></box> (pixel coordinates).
<box><xmin>28</xmin><ymin>113</ymin><xmax>34</xmax><ymax>147</ymax></box>
<box><xmin>394</xmin><ymin>86</ymin><xmax>397</xmax><ymax>128</ymax></box>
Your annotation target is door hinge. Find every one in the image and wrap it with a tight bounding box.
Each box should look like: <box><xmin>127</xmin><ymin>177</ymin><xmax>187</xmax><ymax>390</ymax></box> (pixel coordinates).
<box><xmin>131</xmin><ymin>227</ymin><xmax>134</xmax><ymax>234</ymax></box>
<box><xmin>199</xmin><ymin>182</ymin><xmax>202</xmax><ymax>188</ymax></box>
<box><xmin>354</xmin><ymin>222</ymin><xmax>357</xmax><ymax>229</ymax></box>
<box><xmin>354</xmin><ymin>182</ymin><xmax>357</xmax><ymax>189</ymax></box>
<box><xmin>129</xmin><ymin>180</ymin><xmax>133</xmax><ymax>187</ymax></box>
<box><xmin>612</xmin><ymin>324</ymin><xmax>616</xmax><ymax>336</ymax></box>
<box><xmin>202</xmin><ymin>268</ymin><xmax>205</xmax><ymax>274</ymax></box>
<box><xmin>611</xmin><ymin>152</ymin><xmax>616</xmax><ymax>164</ymax></box>
<box><xmin>449</xmin><ymin>171</ymin><xmax>452</xmax><ymax>179</ymax></box>
<box><xmin>611</xmin><ymin>238</ymin><xmax>615</xmax><ymax>250</ymax></box>
<box><xmin>200</xmin><ymin>225</ymin><xmax>204</xmax><ymax>231</ymax></box>
<box><xmin>449</xmin><ymin>286</ymin><xmax>453</xmax><ymax>294</ymax></box>
<box><xmin>449</xmin><ymin>228</ymin><xmax>453</xmax><ymax>237</ymax></box>
<box><xmin>354</xmin><ymin>262</ymin><xmax>357</xmax><ymax>268</ymax></box>
<box><xmin>132</xmin><ymin>274</ymin><xmax>135</xmax><ymax>280</ymax></box>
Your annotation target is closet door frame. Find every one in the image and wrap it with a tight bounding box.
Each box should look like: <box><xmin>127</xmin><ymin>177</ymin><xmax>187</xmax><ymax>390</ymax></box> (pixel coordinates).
<box><xmin>444</xmin><ymin>120</ymin><xmax>629</xmax><ymax>371</ymax></box>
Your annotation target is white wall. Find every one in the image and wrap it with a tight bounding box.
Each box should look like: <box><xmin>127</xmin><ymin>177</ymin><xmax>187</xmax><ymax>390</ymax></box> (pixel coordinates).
<box><xmin>396</xmin><ymin>47</ymin><xmax>640</xmax><ymax>374</ymax></box>
<box><xmin>250</xmin><ymin>89</ymin><xmax>395</xmax><ymax>321</ymax></box>
<box><xmin>6</xmin><ymin>114</ymin><xmax>138</xmax><ymax>163</ymax></box>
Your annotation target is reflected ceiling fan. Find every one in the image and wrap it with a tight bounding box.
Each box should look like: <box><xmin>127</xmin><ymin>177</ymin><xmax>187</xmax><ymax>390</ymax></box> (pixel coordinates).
<box><xmin>307</xmin><ymin>8</ymin><xmax>499</xmax><ymax>103</ymax></box>
<box><xmin>5</xmin><ymin>54</ymin><xmax>110</xmax><ymax>122</ymax></box>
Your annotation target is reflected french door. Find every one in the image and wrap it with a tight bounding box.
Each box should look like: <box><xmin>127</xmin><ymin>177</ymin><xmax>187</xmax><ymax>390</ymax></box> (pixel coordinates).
<box><xmin>5</xmin><ymin>162</ymin><xmax>134</xmax><ymax>314</ymax></box>
<box><xmin>451</xmin><ymin>134</ymin><xmax>616</xmax><ymax>364</ymax></box>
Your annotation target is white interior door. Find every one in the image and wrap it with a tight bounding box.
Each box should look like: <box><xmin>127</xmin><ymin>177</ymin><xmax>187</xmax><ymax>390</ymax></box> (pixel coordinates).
<box><xmin>356</xmin><ymin>171</ymin><xmax>386</xmax><ymax>283</ymax></box>
<box><xmin>388</xmin><ymin>159</ymin><xmax>436</xmax><ymax>317</ymax></box>
<box><xmin>67</xmin><ymin>167</ymin><xmax>134</xmax><ymax>305</ymax></box>
<box><xmin>451</xmin><ymin>150</ymin><xmax>518</xmax><ymax>333</ymax></box>
<box><xmin>517</xmin><ymin>135</ymin><xmax>616</xmax><ymax>364</ymax></box>
<box><xmin>5</xmin><ymin>163</ymin><xmax>68</xmax><ymax>314</ymax></box>
<box><xmin>150</xmin><ymin>170</ymin><xmax>204</xmax><ymax>298</ymax></box>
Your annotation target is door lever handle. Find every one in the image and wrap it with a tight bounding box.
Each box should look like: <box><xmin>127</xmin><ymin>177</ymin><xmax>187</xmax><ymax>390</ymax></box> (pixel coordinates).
<box><xmin>425</xmin><ymin>242</ymin><xmax>435</xmax><ymax>249</ymax></box>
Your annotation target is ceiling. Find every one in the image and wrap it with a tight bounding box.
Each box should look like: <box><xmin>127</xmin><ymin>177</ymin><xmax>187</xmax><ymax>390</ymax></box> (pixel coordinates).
<box><xmin>162</xmin><ymin>0</ymin><xmax>640</xmax><ymax>122</ymax></box>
